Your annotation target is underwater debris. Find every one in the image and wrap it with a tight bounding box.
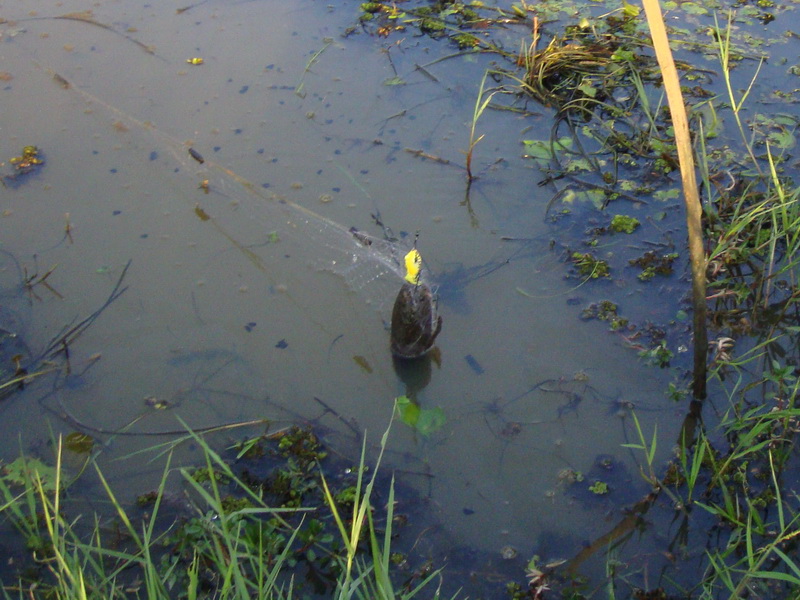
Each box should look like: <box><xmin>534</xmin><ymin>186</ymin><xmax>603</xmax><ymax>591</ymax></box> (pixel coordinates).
<box><xmin>188</xmin><ymin>147</ymin><xmax>205</xmax><ymax>164</ymax></box>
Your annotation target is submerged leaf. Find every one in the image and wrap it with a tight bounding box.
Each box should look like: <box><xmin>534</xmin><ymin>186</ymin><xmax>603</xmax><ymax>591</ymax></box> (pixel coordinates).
<box><xmin>395</xmin><ymin>395</ymin><xmax>420</xmax><ymax>427</ymax></box>
<box><xmin>394</xmin><ymin>395</ymin><xmax>446</xmax><ymax>436</ymax></box>
<box><xmin>65</xmin><ymin>432</ymin><xmax>95</xmax><ymax>454</ymax></box>
<box><xmin>414</xmin><ymin>406</ymin><xmax>446</xmax><ymax>436</ymax></box>
<box><xmin>522</xmin><ymin>139</ymin><xmax>553</xmax><ymax>160</ymax></box>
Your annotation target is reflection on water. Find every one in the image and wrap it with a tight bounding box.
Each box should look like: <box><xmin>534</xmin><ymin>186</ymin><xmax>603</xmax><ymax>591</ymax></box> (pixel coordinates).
<box><xmin>0</xmin><ymin>0</ymin><xmax>681</xmax><ymax>591</ymax></box>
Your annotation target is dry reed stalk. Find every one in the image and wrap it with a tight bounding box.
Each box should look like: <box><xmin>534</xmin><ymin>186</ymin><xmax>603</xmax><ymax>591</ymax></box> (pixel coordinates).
<box><xmin>641</xmin><ymin>0</ymin><xmax>707</xmax><ymax>399</ymax></box>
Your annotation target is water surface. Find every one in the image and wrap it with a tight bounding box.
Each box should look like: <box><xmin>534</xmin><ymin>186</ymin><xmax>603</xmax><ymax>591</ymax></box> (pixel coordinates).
<box><xmin>0</xmin><ymin>0</ymin><xmax>685</xmax><ymax>590</ymax></box>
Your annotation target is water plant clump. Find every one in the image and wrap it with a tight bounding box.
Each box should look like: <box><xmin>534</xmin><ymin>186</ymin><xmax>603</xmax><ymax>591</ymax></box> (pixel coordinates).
<box><xmin>3</xmin><ymin>144</ymin><xmax>45</xmax><ymax>186</ymax></box>
<box><xmin>629</xmin><ymin>250</ymin><xmax>678</xmax><ymax>280</ymax></box>
<box><xmin>353</xmin><ymin>0</ymin><xmax>510</xmax><ymax>49</ymax></box>
<box><xmin>571</xmin><ymin>251</ymin><xmax>610</xmax><ymax>278</ymax></box>
<box><xmin>0</xmin><ymin>423</ymin><xmax>447</xmax><ymax>598</ymax></box>
<box><xmin>519</xmin><ymin>14</ymin><xmax>657</xmax><ymax>111</ymax></box>
<box><xmin>610</xmin><ymin>214</ymin><xmax>640</xmax><ymax>234</ymax></box>
<box><xmin>580</xmin><ymin>299</ymin><xmax>629</xmax><ymax>331</ymax></box>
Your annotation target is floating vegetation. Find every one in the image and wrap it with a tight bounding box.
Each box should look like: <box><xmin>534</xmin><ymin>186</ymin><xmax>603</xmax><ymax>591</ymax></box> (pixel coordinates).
<box><xmin>510</xmin><ymin>16</ymin><xmax>703</xmax><ymax>213</ymax></box>
<box><xmin>610</xmin><ymin>214</ymin><xmax>640</xmax><ymax>234</ymax></box>
<box><xmin>274</xmin><ymin>426</ymin><xmax>327</xmax><ymax>468</ymax></box>
<box><xmin>570</xmin><ymin>252</ymin><xmax>610</xmax><ymax>278</ymax></box>
<box><xmin>629</xmin><ymin>250</ymin><xmax>678</xmax><ymax>281</ymax></box>
<box><xmin>353</xmin><ymin>0</ymin><xmax>512</xmax><ymax>48</ymax></box>
<box><xmin>588</xmin><ymin>480</ymin><xmax>609</xmax><ymax>495</ymax></box>
<box><xmin>3</xmin><ymin>144</ymin><xmax>44</xmax><ymax>186</ymax></box>
<box><xmin>581</xmin><ymin>300</ymin><xmax>628</xmax><ymax>331</ymax></box>
<box><xmin>9</xmin><ymin>145</ymin><xmax>44</xmax><ymax>172</ymax></box>
<box><xmin>638</xmin><ymin>339</ymin><xmax>673</xmax><ymax>367</ymax></box>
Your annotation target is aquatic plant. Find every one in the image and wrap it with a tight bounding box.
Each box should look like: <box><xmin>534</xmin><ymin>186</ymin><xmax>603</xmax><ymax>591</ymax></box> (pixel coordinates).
<box><xmin>465</xmin><ymin>70</ymin><xmax>500</xmax><ymax>182</ymax></box>
<box><xmin>0</xmin><ymin>417</ymin><xmax>449</xmax><ymax>599</ymax></box>
<box><xmin>571</xmin><ymin>252</ymin><xmax>610</xmax><ymax>278</ymax></box>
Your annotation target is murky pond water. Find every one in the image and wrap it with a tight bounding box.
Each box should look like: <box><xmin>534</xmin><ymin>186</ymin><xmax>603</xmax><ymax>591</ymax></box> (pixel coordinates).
<box><xmin>0</xmin><ymin>0</ymin><xmax>699</xmax><ymax>593</ymax></box>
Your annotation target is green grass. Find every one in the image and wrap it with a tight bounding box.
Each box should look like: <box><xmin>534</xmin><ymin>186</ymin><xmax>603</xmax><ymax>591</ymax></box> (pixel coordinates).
<box><xmin>0</xmin><ymin>415</ymin><xmax>451</xmax><ymax>600</ymax></box>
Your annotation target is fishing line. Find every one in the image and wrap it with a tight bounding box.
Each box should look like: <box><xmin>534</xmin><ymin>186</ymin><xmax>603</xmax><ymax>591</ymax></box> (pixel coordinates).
<box><xmin>29</xmin><ymin>58</ymin><xmax>417</xmax><ymax>317</ymax></box>
<box><xmin>14</xmin><ymin>41</ymin><xmax>425</xmax><ymax>397</ymax></box>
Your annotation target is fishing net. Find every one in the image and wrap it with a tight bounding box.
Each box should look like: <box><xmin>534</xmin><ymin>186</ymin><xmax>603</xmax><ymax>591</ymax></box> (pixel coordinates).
<box><xmin>204</xmin><ymin>153</ymin><xmax>412</xmax><ymax>273</ymax></box>
<box><xmin>185</xmin><ymin>146</ymin><xmax>417</xmax><ymax>313</ymax></box>
<box><xmin>56</xmin><ymin>72</ymin><xmax>420</xmax><ymax>317</ymax></box>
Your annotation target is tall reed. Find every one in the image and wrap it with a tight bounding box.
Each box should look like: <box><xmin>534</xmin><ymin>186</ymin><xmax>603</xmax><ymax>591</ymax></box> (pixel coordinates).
<box><xmin>641</xmin><ymin>0</ymin><xmax>708</xmax><ymax>399</ymax></box>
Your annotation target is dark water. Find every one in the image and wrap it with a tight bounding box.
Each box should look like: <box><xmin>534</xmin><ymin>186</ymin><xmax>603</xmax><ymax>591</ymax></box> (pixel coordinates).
<box><xmin>0</xmin><ymin>0</ymin><xmax>714</xmax><ymax>594</ymax></box>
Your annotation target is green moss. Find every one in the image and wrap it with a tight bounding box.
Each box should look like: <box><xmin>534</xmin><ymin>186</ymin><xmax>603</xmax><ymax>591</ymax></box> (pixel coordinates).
<box><xmin>638</xmin><ymin>341</ymin><xmax>673</xmax><ymax>367</ymax></box>
<box><xmin>360</xmin><ymin>2</ymin><xmax>382</xmax><ymax>13</ymax></box>
<box><xmin>452</xmin><ymin>33</ymin><xmax>479</xmax><ymax>49</ymax></box>
<box><xmin>136</xmin><ymin>491</ymin><xmax>159</xmax><ymax>507</ymax></box>
<box><xmin>420</xmin><ymin>18</ymin><xmax>446</xmax><ymax>33</ymax></box>
<box><xmin>189</xmin><ymin>467</ymin><xmax>229</xmax><ymax>485</ymax></box>
<box><xmin>610</xmin><ymin>214</ymin><xmax>640</xmax><ymax>233</ymax></box>
<box><xmin>334</xmin><ymin>485</ymin><xmax>358</xmax><ymax>505</ymax></box>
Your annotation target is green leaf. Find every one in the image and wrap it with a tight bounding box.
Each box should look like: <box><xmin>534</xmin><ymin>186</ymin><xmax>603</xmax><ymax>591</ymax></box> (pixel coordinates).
<box><xmin>395</xmin><ymin>395</ymin><xmax>420</xmax><ymax>427</ymax></box>
<box><xmin>522</xmin><ymin>139</ymin><xmax>553</xmax><ymax>160</ymax></box>
<box><xmin>577</xmin><ymin>83</ymin><xmax>597</xmax><ymax>98</ymax></box>
<box><xmin>1</xmin><ymin>457</ymin><xmax>59</xmax><ymax>492</ymax></box>
<box><xmin>622</xmin><ymin>0</ymin><xmax>640</xmax><ymax>16</ymax></box>
<box><xmin>681</xmin><ymin>2</ymin><xmax>709</xmax><ymax>14</ymax></box>
<box><xmin>394</xmin><ymin>396</ymin><xmax>446</xmax><ymax>436</ymax></box>
<box><xmin>415</xmin><ymin>407</ymin><xmax>446</xmax><ymax>436</ymax></box>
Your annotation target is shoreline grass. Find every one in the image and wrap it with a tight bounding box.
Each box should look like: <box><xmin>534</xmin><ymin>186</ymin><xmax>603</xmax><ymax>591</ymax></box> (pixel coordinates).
<box><xmin>0</xmin><ymin>416</ymin><xmax>453</xmax><ymax>600</ymax></box>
